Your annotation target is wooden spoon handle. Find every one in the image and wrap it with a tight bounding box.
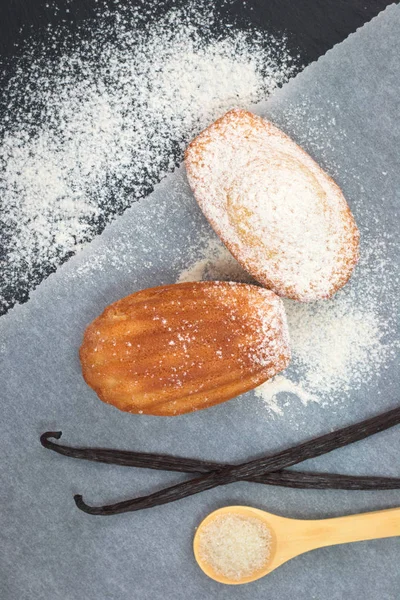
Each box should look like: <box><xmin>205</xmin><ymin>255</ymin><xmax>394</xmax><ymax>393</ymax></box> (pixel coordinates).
<box><xmin>306</xmin><ymin>507</ymin><xmax>400</xmax><ymax>550</ymax></box>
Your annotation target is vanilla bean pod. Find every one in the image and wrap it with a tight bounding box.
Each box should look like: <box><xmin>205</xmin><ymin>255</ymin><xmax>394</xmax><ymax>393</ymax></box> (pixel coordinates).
<box><xmin>41</xmin><ymin>431</ymin><xmax>400</xmax><ymax>491</ymax></box>
<box><xmin>63</xmin><ymin>405</ymin><xmax>400</xmax><ymax>515</ymax></box>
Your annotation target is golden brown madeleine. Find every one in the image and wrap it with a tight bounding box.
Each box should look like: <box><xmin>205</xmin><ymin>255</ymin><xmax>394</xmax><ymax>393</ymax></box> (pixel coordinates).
<box><xmin>185</xmin><ymin>109</ymin><xmax>359</xmax><ymax>302</ymax></box>
<box><xmin>80</xmin><ymin>282</ymin><xmax>290</xmax><ymax>416</ymax></box>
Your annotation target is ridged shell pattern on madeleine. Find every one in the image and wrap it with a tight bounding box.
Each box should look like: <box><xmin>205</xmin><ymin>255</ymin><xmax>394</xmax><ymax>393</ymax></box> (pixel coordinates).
<box><xmin>80</xmin><ymin>282</ymin><xmax>290</xmax><ymax>416</ymax></box>
<box><xmin>185</xmin><ymin>109</ymin><xmax>359</xmax><ymax>302</ymax></box>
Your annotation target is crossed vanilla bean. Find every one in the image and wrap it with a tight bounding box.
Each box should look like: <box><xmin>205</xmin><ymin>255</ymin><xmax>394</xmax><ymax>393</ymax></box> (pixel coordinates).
<box><xmin>41</xmin><ymin>432</ymin><xmax>400</xmax><ymax>492</ymax></box>
<box><xmin>41</xmin><ymin>405</ymin><xmax>400</xmax><ymax>515</ymax></box>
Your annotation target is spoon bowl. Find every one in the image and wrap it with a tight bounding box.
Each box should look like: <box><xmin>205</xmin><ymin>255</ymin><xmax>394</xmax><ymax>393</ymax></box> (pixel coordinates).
<box><xmin>194</xmin><ymin>504</ymin><xmax>400</xmax><ymax>585</ymax></box>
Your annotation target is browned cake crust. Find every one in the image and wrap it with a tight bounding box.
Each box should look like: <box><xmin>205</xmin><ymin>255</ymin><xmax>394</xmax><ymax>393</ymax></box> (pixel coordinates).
<box><xmin>80</xmin><ymin>281</ymin><xmax>290</xmax><ymax>416</ymax></box>
<box><xmin>185</xmin><ymin>109</ymin><xmax>359</xmax><ymax>302</ymax></box>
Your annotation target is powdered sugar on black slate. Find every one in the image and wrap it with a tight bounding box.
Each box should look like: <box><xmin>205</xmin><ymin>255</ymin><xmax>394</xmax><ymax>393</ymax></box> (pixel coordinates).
<box><xmin>0</xmin><ymin>1</ymin><xmax>298</xmax><ymax>313</ymax></box>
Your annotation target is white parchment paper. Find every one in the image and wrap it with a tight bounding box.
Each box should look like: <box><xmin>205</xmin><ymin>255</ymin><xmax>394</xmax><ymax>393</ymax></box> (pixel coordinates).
<box><xmin>1</xmin><ymin>5</ymin><xmax>400</xmax><ymax>599</ymax></box>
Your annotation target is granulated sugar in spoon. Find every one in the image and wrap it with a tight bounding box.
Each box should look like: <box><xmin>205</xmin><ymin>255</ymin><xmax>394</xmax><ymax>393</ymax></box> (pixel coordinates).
<box><xmin>194</xmin><ymin>505</ymin><xmax>400</xmax><ymax>585</ymax></box>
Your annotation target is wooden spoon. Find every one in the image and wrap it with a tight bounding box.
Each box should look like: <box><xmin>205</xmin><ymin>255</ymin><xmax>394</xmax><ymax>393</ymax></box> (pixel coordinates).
<box><xmin>194</xmin><ymin>505</ymin><xmax>400</xmax><ymax>585</ymax></box>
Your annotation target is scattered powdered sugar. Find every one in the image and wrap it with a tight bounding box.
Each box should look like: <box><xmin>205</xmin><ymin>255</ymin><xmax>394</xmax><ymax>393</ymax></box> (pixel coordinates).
<box><xmin>175</xmin><ymin>221</ymin><xmax>399</xmax><ymax>414</ymax></box>
<box><xmin>177</xmin><ymin>238</ymin><xmax>255</xmax><ymax>285</ymax></box>
<box><xmin>0</xmin><ymin>0</ymin><xmax>298</xmax><ymax>314</ymax></box>
<box><xmin>254</xmin><ymin>375</ymin><xmax>318</xmax><ymax>415</ymax></box>
<box><xmin>283</xmin><ymin>296</ymin><xmax>390</xmax><ymax>396</ymax></box>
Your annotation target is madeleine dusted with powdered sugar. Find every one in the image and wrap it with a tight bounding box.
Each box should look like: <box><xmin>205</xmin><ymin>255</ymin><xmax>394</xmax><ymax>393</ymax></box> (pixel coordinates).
<box><xmin>185</xmin><ymin>109</ymin><xmax>359</xmax><ymax>302</ymax></box>
<box><xmin>80</xmin><ymin>282</ymin><xmax>290</xmax><ymax>416</ymax></box>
